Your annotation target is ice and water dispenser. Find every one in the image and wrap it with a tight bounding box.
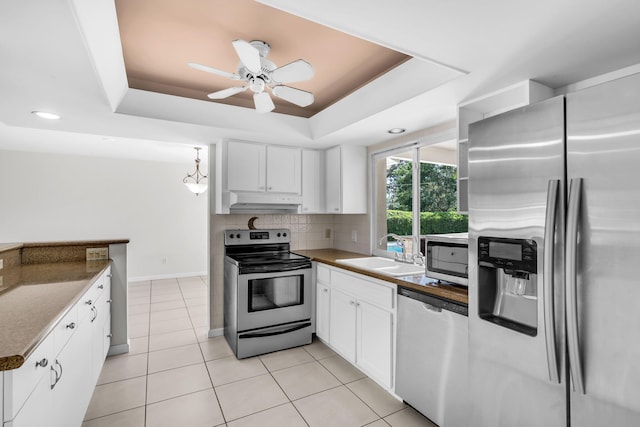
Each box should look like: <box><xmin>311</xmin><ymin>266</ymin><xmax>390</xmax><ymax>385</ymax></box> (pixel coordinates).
<box><xmin>477</xmin><ymin>237</ymin><xmax>538</xmax><ymax>336</ymax></box>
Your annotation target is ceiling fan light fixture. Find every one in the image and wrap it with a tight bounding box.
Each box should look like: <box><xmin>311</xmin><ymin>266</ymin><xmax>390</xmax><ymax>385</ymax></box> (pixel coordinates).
<box><xmin>189</xmin><ymin>39</ymin><xmax>314</xmax><ymax>113</ymax></box>
<box><xmin>249</xmin><ymin>77</ymin><xmax>266</xmax><ymax>93</ymax></box>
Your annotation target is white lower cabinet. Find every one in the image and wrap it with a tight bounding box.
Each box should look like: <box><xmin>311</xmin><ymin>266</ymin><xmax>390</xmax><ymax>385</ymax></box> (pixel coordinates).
<box><xmin>3</xmin><ymin>267</ymin><xmax>112</xmax><ymax>426</ymax></box>
<box><xmin>329</xmin><ymin>288</ymin><xmax>358</xmax><ymax>362</ymax></box>
<box><xmin>318</xmin><ymin>264</ymin><xmax>395</xmax><ymax>389</ymax></box>
<box><xmin>357</xmin><ymin>300</ymin><xmax>394</xmax><ymax>387</ymax></box>
<box><xmin>5</xmin><ymin>370</ymin><xmax>52</xmax><ymax>427</ymax></box>
<box><xmin>315</xmin><ymin>282</ymin><xmax>331</xmax><ymax>342</ymax></box>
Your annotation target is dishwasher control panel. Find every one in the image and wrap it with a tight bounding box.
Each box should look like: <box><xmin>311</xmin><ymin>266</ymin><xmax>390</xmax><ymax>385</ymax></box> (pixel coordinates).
<box><xmin>398</xmin><ymin>286</ymin><xmax>468</xmax><ymax>316</ymax></box>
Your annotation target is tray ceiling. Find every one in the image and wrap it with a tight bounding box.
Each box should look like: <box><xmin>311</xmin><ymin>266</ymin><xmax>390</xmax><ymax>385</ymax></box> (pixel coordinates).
<box><xmin>115</xmin><ymin>0</ymin><xmax>410</xmax><ymax>118</ymax></box>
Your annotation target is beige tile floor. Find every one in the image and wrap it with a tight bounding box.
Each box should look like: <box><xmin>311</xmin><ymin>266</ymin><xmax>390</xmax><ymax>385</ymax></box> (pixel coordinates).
<box><xmin>82</xmin><ymin>277</ymin><xmax>437</xmax><ymax>427</ymax></box>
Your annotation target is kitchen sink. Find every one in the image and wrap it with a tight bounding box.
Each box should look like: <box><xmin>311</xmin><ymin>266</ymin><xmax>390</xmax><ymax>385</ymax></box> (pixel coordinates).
<box><xmin>336</xmin><ymin>257</ymin><xmax>425</xmax><ymax>277</ymax></box>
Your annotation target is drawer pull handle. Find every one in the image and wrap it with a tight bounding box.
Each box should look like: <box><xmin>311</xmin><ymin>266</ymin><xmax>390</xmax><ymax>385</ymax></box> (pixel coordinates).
<box><xmin>107</xmin><ymin>299</ymin><xmax>112</xmax><ymax>304</ymax></box>
<box><xmin>85</xmin><ymin>299</ymin><xmax>93</xmax><ymax>305</ymax></box>
<box><xmin>35</xmin><ymin>358</ymin><xmax>48</xmax><ymax>368</ymax></box>
<box><xmin>66</xmin><ymin>322</ymin><xmax>76</xmax><ymax>329</ymax></box>
<box><xmin>98</xmin><ymin>285</ymin><xmax>104</xmax><ymax>289</ymax></box>
<box><xmin>107</xmin><ymin>274</ymin><xmax>112</xmax><ymax>278</ymax></box>
<box><xmin>107</xmin><ymin>333</ymin><xmax>113</xmax><ymax>338</ymax></box>
<box><xmin>51</xmin><ymin>360</ymin><xmax>63</xmax><ymax>390</ymax></box>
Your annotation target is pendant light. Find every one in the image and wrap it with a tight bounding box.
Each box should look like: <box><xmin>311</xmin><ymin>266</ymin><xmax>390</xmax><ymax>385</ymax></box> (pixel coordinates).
<box><xmin>183</xmin><ymin>147</ymin><xmax>208</xmax><ymax>195</ymax></box>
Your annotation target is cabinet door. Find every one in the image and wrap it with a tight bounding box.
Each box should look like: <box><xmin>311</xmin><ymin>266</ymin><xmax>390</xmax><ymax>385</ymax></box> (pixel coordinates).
<box><xmin>5</xmin><ymin>374</ymin><xmax>52</xmax><ymax>427</ymax></box>
<box><xmin>357</xmin><ymin>300</ymin><xmax>393</xmax><ymax>388</ymax></box>
<box><xmin>227</xmin><ymin>141</ymin><xmax>266</xmax><ymax>192</ymax></box>
<box><xmin>266</xmin><ymin>146</ymin><xmax>301</xmax><ymax>194</ymax></box>
<box><xmin>324</xmin><ymin>146</ymin><xmax>341</xmax><ymax>212</ymax></box>
<box><xmin>329</xmin><ymin>288</ymin><xmax>356</xmax><ymax>362</ymax></box>
<box><xmin>52</xmin><ymin>320</ymin><xmax>93</xmax><ymax>427</ymax></box>
<box><xmin>316</xmin><ymin>283</ymin><xmax>330</xmax><ymax>342</ymax></box>
<box><xmin>302</xmin><ymin>149</ymin><xmax>323</xmax><ymax>213</ymax></box>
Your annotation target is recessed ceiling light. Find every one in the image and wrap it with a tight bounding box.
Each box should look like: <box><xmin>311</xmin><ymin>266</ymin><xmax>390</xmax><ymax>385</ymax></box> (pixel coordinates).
<box><xmin>388</xmin><ymin>128</ymin><xmax>405</xmax><ymax>134</ymax></box>
<box><xmin>32</xmin><ymin>111</ymin><xmax>61</xmax><ymax>120</ymax></box>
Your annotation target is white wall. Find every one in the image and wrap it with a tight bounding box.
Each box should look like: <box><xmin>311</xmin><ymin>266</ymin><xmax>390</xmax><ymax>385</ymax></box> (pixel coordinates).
<box><xmin>0</xmin><ymin>149</ymin><xmax>208</xmax><ymax>280</ymax></box>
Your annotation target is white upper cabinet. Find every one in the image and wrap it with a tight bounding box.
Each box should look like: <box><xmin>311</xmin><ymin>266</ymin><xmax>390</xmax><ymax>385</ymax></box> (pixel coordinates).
<box><xmin>225</xmin><ymin>141</ymin><xmax>302</xmax><ymax>195</ymax></box>
<box><xmin>267</xmin><ymin>145</ymin><xmax>302</xmax><ymax>194</ymax></box>
<box><xmin>325</xmin><ymin>145</ymin><xmax>367</xmax><ymax>214</ymax></box>
<box><xmin>227</xmin><ymin>141</ymin><xmax>266</xmax><ymax>192</ymax></box>
<box><xmin>456</xmin><ymin>80</ymin><xmax>553</xmax><ymax>213</ymax></box>
<box><xmin>301</xmin><ymin>149</ymin><xmax>324</xmax><ymax>213</ymax></box>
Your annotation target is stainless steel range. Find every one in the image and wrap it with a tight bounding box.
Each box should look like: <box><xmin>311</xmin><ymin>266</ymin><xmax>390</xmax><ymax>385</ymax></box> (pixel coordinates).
<box><xmin>223</xmin><ymin>228</ymin><xmax>312</xmax><ymax>358</ymax></box>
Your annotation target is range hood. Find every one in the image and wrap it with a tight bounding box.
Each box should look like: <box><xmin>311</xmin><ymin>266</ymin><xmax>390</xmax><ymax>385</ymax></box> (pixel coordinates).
<box><xmin>222</xmin><ymin>191</ymin><xmax>302</xmax><ymax>214</ymax></box>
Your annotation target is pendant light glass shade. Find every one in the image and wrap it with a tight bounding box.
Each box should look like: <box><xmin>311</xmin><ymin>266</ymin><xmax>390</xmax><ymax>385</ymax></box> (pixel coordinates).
<box><xmin>183</xmin><ymin>147</ymin><xmax>208</xmax><ymax>195</ymax></box>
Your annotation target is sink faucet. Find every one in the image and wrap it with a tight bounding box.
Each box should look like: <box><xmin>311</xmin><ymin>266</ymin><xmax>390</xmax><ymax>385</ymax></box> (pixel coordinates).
<box><xmin>378</xmin><ymin>233</ymin><xmax>410</xmax><ymax>262</ymax></box>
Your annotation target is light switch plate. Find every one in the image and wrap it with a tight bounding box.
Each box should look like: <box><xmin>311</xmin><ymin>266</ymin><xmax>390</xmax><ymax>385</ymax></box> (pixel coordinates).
<box><xmin>86</xmin><ymin>247</ymin><xmax>108</xmax><ymax>261</ymax></box>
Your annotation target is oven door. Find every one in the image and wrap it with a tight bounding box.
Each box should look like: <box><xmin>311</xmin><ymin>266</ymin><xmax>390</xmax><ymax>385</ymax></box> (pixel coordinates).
<box><xmin>237</xmin><ymin>267</ymin><xmax>312</xmax><ymax>331</ymax></box>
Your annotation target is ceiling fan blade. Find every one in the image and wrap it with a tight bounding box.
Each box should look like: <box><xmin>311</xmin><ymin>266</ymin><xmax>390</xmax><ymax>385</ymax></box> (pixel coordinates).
<box><xmin>271</xmin><ymin>60</ymin><xmax>314</xmax><ymax>84</ymax></box>
<box><xmin>272</xmin><ymin>85</ymin><xmax>314</xmax><ymax>107</ymax></box>
<box><xmin>232</xmin><ymin>40</ymin><xmax>262</xmax><ymax>75</ymax></box>
<box><xmin>187</xmin><ymin>62</ymin><xmax>239</xmax><ymax>80</ymax></box>
<box><xmin>253</xmin><ymin>92</ymin><xmax>275</xmax><ymax>113</ymax></box>
<box><xmin>207</xmin><ymin>86</ymin><xmax>247</xmax><ymax>99</ymax></box>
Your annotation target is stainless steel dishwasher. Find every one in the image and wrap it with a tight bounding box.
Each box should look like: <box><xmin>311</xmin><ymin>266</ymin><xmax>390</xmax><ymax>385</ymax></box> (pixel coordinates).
<box><xmin>396</xmin><ymin>286</ymin><xmax>469</xmax><ymax>427</ymax></box>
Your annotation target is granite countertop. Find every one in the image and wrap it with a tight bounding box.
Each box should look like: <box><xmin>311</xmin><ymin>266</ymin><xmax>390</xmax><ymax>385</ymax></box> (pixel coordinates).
<box><xmin>0</xmin><ymin>260</ymin><xmax>111</xmax><ymax>371</ymax></box>
<box><xmin>294</xmin><ymin>248</ymin><xmax>468</xmax><ymax>305</ymax></box>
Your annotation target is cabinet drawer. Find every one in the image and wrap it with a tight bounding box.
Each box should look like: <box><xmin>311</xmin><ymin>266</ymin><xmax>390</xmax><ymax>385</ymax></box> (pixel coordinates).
<box><xmin>3</xmin><ymin>333</ymin><xmax>54</xmax><ymax>421</ymax></box>
<box><xmin>94</xmin><ymin>266</ymin><xmax>111</xmax><ymax>298</ymax></box>
<box><xmin>332</xmin><ymin>270</ymin><xmax>394</xmax><ymax>310</ymax></box>
<box><xmin>317</xmin><ymin>264</ymin><xmax>331</xmax><ymax>284</ymax></box>
<box><xmin>78</xmin><ymin>283</ymin><xmax>99</xmax><ymax>322</ymax></box>
<box><xmin>53</xmin><ymin>305</ymin><xmax>78</xmax><ymax>356</ymax></box>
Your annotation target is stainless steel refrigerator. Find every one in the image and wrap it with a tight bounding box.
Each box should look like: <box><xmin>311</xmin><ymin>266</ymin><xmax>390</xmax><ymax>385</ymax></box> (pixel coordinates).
<box><xmin>467</xmin><ymin>72</ymin><xmax>640</xmax><ymax>427</ymax></box>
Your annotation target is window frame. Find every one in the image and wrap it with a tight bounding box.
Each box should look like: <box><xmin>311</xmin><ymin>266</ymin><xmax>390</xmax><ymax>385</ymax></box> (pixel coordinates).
<box><xmin>369</xmin><ymin>129</ymin><xmax>457</xmax><ymax>258</ymax></box>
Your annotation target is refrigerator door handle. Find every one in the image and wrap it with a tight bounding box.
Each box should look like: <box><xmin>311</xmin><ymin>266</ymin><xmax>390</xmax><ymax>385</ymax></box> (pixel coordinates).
<box><xmin>543</xmin><ymin>179</ymin><xmax>560</xmax><ymax>384</ymax></box>
<box><xmin>566</xmin><ymin>177</ymin><xmax>585</xmax><ymax>394</ymax></box>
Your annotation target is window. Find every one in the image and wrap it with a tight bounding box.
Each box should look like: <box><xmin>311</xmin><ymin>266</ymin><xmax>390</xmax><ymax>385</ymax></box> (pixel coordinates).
<box><xmin>372</xmin><ymin>141</ymin><xmax>468</xmax><ymax>258</ymax></box>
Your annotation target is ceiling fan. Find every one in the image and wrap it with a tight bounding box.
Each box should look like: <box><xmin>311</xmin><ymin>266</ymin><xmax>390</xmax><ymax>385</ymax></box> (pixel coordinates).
<box><xmin>188</xmin><ymin>40</ymin><xmax>314</xmax><ymax>113</ymax></box>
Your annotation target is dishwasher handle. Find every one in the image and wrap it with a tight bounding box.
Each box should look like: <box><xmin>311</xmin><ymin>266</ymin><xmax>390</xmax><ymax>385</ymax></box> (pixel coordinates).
<box><xmin>422</xmin><ymin>302</ymin><xmax>442</xmax><ymax>313</ymax></box>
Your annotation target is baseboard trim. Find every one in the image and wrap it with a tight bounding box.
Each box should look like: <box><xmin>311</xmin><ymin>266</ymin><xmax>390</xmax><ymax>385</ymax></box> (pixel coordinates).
<box><xmin>108</xmin><ymin>342</ymin><xmax>130</xmax><ymax>356</ymax></box>
<box><xmin>208</xmin><ymin>328</ymin><xmax>224</xmax><ymax>337</ymax></box>
<box><xmin>129</xmin><ymin>271</ymin><xmax>208</xmax><ymax>282</ymax></box>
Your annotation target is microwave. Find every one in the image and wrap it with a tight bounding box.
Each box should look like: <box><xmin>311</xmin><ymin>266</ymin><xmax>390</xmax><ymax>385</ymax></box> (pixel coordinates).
<box><xmin>424</xmin><ymin>232</ymin><xmax>469</xmax><ymax>286</ymax></box>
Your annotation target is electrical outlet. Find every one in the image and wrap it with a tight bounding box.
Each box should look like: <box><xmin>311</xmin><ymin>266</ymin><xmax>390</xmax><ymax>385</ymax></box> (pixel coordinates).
<box><xmin>162</xmin><ymin>257</ymin><xmax>168</xmax><ymax>265</ymax></box>
<box><xmin>351</xmin><ymin>230</ymin><xmax>358</xmax><ymax>243</ymax></box>
<box><xmin>325</xmin><ymin>229</ymin><xmax>331</xmax><ymax>239</ymax></box>
<box><xmin>86</xmin><ymin>247</ymin><xmax>108</xmax><ymax>261</ymax></box>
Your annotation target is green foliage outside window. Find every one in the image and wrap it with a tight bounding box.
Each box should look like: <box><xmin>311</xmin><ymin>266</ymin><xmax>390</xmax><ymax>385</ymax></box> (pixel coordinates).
<box><xmin>387</xmin><ymin>210</ymin><xmax>468</xmax><ymax>236</ymax></box>
<box><xmin>385</xmin><ymin>160</ymin><xmax>467</xmax><ymax>237</ymax></box>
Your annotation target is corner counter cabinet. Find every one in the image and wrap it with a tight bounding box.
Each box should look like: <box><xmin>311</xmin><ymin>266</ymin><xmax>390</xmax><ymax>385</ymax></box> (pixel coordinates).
<box><xmin>2</xmin><ymin>267</ymin><xmax>114</xmax><ymax>427</ymax></box>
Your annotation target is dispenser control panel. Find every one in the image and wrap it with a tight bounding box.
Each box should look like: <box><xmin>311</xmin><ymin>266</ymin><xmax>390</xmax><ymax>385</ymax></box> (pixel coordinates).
<box><xmin>478</xmin><ymin>237</ymin><xmax>537</xmax><ymax>273</ymax></box>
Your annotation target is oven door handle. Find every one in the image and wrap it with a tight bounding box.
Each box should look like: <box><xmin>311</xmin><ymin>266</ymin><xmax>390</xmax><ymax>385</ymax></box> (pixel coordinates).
<box><xmin>268</xmin><ymin>263</ymin><xmax>311</xmax><ymax>272</ymax></box>
<box><xmin>239</xmin><ymin>322</ymin><xmax>311</xmax><ymax>339</ymax></box>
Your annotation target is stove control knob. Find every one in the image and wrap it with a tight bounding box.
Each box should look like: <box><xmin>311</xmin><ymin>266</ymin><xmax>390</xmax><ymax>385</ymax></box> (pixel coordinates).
<box><xmin>283</xmin><ymin>232</ymin><xmax>287</xmax><ymax>237</ymax></box>
<box><xmin>229</xmin><ymin>234</ymin><xmax>234</xmax><ymax>239</ymax></box>
<box><xmin>277</xmin><ymin>233</ymin><xmax>281</xmax><ymax>237</ymax></box>
<box><xmin>236</xmin><ymin>233</ymin><xmax>241</xmax><ymax>239</ymax></box>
